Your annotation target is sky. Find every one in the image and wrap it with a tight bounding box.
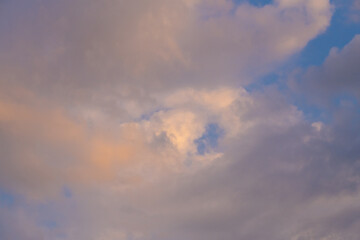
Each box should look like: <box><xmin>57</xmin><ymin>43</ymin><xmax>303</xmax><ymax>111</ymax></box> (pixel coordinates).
<box><xmin>0</xmin><ymin>0</ymin><xmax>360</xmax><ymax>239</ymax></box>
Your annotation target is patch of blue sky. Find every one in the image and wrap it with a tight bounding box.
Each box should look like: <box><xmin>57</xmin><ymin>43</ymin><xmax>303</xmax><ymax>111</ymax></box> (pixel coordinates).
<box><xmin>245</xmin><ymin>72</ymin><xmax>281</xmax><ymax>92</ymax></box>
<box><xmin>195</xmin><ymin>123</ymin><xmax>224</xmax><ymax>155</ymax></box>
<box><xmin>288</xmin><ymin>90</ymin><xmax>360</xmax><ymax>124</ymax></box>
<box><xmin>244</xmin><ymin>69</ymin><xmax>335</xmax><ymax>123</ymax></box>
<box><xmin>244</xmin><ymin>0</ymin><xmax>360</xmax><ymax>123</ymax></box>
<box><xmin>0</xmin><ymin>189</ymin><xmax>16</xmax><ymax>208</ymax></box>
<box><xmin>138</xmin><ymin>107</ymin><xmax>171</xmax><ymax>122</ymax></box>
<box><xmin>199</xmin><ymin>0</ymin><xmax>273</xmax><ymax>19</ymax></box>
<box><xmin>37</xmin><ymin>203</ymin><xmax>62</xmax><ymax>232</ymax></box>
<box><xmin>293</xmin><ymin>95</ymin><xmax>333</xmax><ymax>123</ymax></box>
<box><xmin>62</xmin><ymin>186</ymin><xmax>73</xmax><ymax>199</ymax></box>
<box><xmin>43</xmin><ymin>220</ymin><xmax>58</xmax><ymax>229</ymax></box>
<box><xmin>233</xmin><ymin>0</ymin><xmax>273</xmax><ymax>7</ymax></box>
<box><xmin>298</xmin><ymin>1</ymin><xmax>360</xmax><ymax>67</ymax></box>
<box><xmin>332</xmin><ymin>93</ymin><xmax>359</xmax><ymax>108</ymax></box>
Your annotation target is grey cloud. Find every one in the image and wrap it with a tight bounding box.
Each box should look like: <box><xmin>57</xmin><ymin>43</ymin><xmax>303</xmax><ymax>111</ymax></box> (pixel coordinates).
<box><xmin>2</xmin><ymin>85</ymin><xmax>360</xmax><ymax>240</ymax></box>
<box><xmin>299</xmin><ymin>35</ymin><xmax>360</xmax><ymax>104</ymax></box>
<box><xmin>0</xmin><ymin>207</ymin><xmax>45</xmax><ymax>240</ymax></box>
<box><xmin>15</xmin><ymin>89</ymin><xmax>359</xmax><ymax>240</ymax></box>
<box><xmin>2</xmin><ymin>1</ymin><xmax>360</xmax><ymax>240</ymax></box>
<box><xmin>0</xmin><ymin>0</ymin><xmax>332</xmax><ymax>121</ymax></box>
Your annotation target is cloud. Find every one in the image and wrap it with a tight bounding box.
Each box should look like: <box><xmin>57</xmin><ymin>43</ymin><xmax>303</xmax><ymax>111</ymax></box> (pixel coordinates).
<box><xmin>1</xmin><ymin>85</ymin><xmax>360</xmax><ymax>239</ymax></box>
<box><xmin>13</xmin><ymin>87</ymin><xmax>358</xmax><ymax>240</ymax></box>
<box><xmin>3</xmin><ymin>1</ymin><xmax>360</xmax><ymax>240</ymax></box>
<box><xmin>0</xmin><ymin>84</ymin><xmax>242</xmax><ymax>199</ymax></box>
<box><xmin>0</xmin><ymin>88</ymin><xmax>139</xmax><ymax>199</ymax></box>
<box><xmin>0</xmin><ymin>0</ymin><xmax>332</xmax><ymax>106</ymax></box>
<box><xmin>0</xmin><ymin>207</ymin><xmax>44</xmax><ymax>240</ymax></box>
<box><xmin>351</xmin><ymin>0</ymin><xmax>360</xmax><ymax>22</ymax></box>
<box><xmin>3</xmin><ymin>83</ymin><xmax>360</xmax><ymax>240</ymax></box>
<box><xmin>295</xmin><ymin>35</ymin><xmax>360</xmax><ymax>104</ymax></box>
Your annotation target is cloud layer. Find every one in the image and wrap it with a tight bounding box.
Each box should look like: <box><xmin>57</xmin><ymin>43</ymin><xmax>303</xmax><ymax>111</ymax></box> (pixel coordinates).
<box><xmin>1</xmin><ymin>0</ymin><xmax>360</xmax><ymax>240</ymax></box>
